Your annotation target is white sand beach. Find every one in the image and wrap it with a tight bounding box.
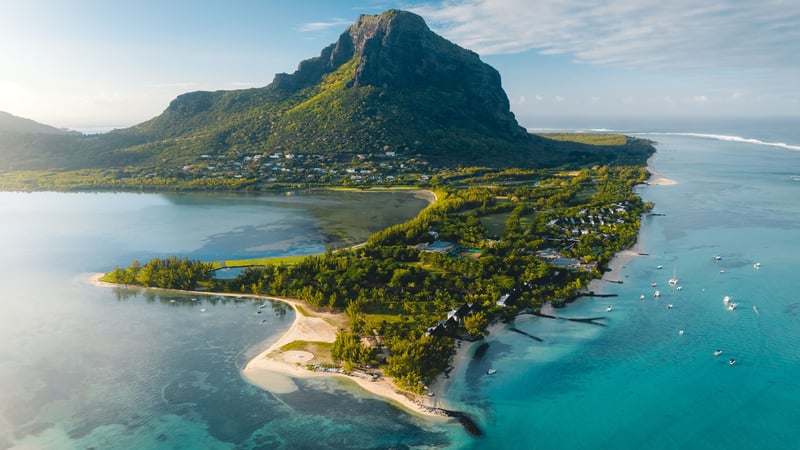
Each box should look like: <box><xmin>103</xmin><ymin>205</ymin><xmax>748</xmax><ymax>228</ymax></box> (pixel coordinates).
<box><xmin>240</xmin><ymin>297</ymin><xmax>448</xmax><ymax>418</ymax></box>
<box><xmin>89</xmin><ymin>273</ymin><xmax>447</xmax><ymax>419</ymax></box>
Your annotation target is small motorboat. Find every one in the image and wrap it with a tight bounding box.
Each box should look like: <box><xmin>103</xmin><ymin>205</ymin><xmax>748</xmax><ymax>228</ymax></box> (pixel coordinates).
<box><xmin>678</xmin><ymin>329</ymin><xmax>685</xmax><ymax>335</ymax></box>
<box><xmin>651</xmin><ymin>281</ymin><xmax>657</xmax><ymax>287</ymax></box>
<box><xmin>729</xmin><ymin>359</ymin><xmax>736</xmax><ymax>366</ymax></box>
<box><xmin>753</xmin><ymin>262</ymin><xmax>761</xmax><ymax>269</ymax></box>
<box><xmin>715</xmin><ymin>255</ymin><xmax>722</xmax><ymax>261</ymax></box>
<box><xmin>714</xmin><ymin>350</ymin><xmax>723</xmax><ymax>357</ymax></box>
<box><xmin>728</xmin><ymin>302</ymin><xmax>738</xmax><ymax>311</ymax></box>
<box><xmin>723</xmin><ymin>295</ymin><xmax>731</xmax><ymax>303</ymax></box>
<box><xmin>654</xmin><ymin>290</ymin><xmax>661</xmax><ymax>297</ymax></box>
<box><xmin>487</xmin><ymin>369</ymin><xmax>497</xmax><ymax>375</ymax></box>
<box><xmin>657</xmin><ymin>265</ymin><xmax>663</xmax><ymax>269</ymax></box>
<box><xmin>200</xmin><ymin>308</ymin><xmax>207</xmax><ymax>312</ymax></box>
<box><xmin>606</xmin><ymin>306</ymin><xmax>613</xmax><ymax>312</ymax></box>
<box><xmin>640</xmin><ymin>294</ymin><xmax>645</xmax><ymax>300</ymax></box>
<box><xmin>667</xmin><ymin>304</ymin><xmax>673</xmax><ymax>309</ymax></box>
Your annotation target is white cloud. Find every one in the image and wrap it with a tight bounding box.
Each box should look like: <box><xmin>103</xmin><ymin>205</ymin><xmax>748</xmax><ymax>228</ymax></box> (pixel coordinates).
<box><xmin>535</xmin><ymin>94</ymin><xmax>544</xmax><ymax>101</ymax></box>
<box><xmin>590</xmin><ymin>96</ymin><xmax>600</xmax><ymax>104</ymax></box>
<box><xmin>414</xmin><ymin>0</ymin><xmax>800</xmax><ymax>71</ymax></box>
<box><xmin>693</xmin><ymin>95</ymin><xmax>709</xmax><ymax>103</ymax></box>
<box><xmin>298</xmin><ymin>19</ymin><xmax>352</xmax><ymax>32</ymax></box>
<box><xmin>513</xmin><ymin>95</ymin><xmax>527</xmax><ymax>105</ymax></box>
<box><xmin>554</xmin><ymin>95</ymin><xmax>565</xmax><ymax>102</ymax></box>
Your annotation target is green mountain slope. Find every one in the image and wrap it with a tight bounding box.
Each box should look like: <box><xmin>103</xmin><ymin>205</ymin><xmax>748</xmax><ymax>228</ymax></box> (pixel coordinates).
<box><xmin>0</xmin><ymin>9</ymin><xmax>654</xmax><ymax>176</ymax></box>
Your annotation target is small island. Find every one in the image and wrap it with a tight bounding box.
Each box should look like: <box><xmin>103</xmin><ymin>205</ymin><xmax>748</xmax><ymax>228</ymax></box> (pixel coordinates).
<box><xmin>99</xmin><ymin>161</ymin><xmax>653</xmax><ymax>424</ymax></box>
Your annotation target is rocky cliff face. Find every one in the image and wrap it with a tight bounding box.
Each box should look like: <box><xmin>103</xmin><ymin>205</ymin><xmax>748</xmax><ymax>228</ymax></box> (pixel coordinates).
<box><xmin>272</xmin><ymin>9</ymin><xmax>527</xmax><ymax>139</ymax></box>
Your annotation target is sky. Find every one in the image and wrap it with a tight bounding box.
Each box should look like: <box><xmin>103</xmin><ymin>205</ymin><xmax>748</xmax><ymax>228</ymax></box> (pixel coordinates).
<box><xmin>1</xmin><ymin>0</ymin><xmax>798</xmax><ymax>130</ymax></box>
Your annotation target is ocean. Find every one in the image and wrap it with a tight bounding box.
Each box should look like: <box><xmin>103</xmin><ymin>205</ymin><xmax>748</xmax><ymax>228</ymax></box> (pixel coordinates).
<box><xmin>1</xmin><ymin>117</ymin><xmax>799</xmax><ymax>449</ymax></box>
<box><xmin>442</xmin><ymin>116</ymin><xmax>800</xmax><ymax>449</ymax></box>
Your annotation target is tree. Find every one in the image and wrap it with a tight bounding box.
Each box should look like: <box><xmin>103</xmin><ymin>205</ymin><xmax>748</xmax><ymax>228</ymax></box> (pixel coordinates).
<box><xmin>464</xmin><ymin>311</ymin><xmax>488</xmax><ymax>337</ymax></box>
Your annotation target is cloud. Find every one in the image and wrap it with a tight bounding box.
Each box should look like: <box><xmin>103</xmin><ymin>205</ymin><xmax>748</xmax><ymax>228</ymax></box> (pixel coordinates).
<box><xmin>298</xmin><ymin>19</ymin><xmax>352</xmax><ymax>32</ymax></box>
<box><xmin>692</xmin><ymin>95</ymin><xmax>709</xmax><ymax>103</ymax></box>
<box><xmin>413</xmin><ymin>0</ymin><xmax>800</xmax><ymax>71</ymax></box>
<box><xmin>513</xmin><ymin>95</ymin><xmax>526</xmax><ymax>105</ymax></box>
<box><xmin>535</xmin><ymin>94</ymin><xmax>543</xmax><ymax>101</ymax></box>
<box><xmin>554</xmin><ymin>95</ymin><xmax>565</xmax><ymax>102</ymax></box>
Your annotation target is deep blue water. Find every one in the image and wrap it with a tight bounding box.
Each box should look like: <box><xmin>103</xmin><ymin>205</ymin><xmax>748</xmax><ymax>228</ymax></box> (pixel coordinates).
<box><xmin>2</xmin><ymin>118</ymin><xmax>799</xmax><ymax>449</ymax></box>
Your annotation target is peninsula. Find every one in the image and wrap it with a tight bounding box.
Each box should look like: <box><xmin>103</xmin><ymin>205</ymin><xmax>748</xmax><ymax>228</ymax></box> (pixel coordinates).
<box><xmin>27</xmin><ymin>8</ymin><xmax>655</xmax><ymax>428</ymax></box>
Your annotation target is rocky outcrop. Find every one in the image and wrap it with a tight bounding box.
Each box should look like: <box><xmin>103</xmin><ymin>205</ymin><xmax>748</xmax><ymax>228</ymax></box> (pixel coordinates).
<box><xmin>272</xmin><ymin>9</ymin><xmax>527</xmax><ymax>139</ymax></box>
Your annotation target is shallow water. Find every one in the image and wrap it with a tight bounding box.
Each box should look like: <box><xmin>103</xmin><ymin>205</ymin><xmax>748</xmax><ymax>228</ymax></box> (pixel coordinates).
<box><xmin>0</xmin><ymin>190</ymin><xmax>448</xmax><ymax>450</ymax></box>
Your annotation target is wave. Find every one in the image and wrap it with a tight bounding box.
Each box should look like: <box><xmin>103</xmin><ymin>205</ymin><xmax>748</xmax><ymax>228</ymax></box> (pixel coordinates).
<box><xmin>637</xmin><ymin>132</ymin><xmax>800</xmax><ymax>152</ymax></box>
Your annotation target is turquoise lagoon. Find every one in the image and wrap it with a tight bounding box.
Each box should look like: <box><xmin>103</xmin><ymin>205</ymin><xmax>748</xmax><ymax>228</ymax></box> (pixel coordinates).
<box><xmin>0</xmin><ymin>190</ymin><xmax>448</xmax><ymax>449</ymax></box>
<box><xmin>443</xmin><ymin>118</ymin><xmax>800</xmax><ymax>449</ymax></box>
<box><xmin>2</xmin><ymin>118</ymin><xmax>800</xmax><ymax>449</ymax></box>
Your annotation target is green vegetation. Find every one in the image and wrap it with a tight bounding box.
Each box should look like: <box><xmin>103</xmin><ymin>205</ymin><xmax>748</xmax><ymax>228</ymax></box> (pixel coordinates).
<box><xmin>0</xmin><ymin>11</ymin><xmax>655</xmax><ymax>191</ymax></box>
<box><xmin>105</xmin><ymin>165</ymin><xmax>652</xmax><ymax>394</ymax></box>
<box><xmin>537</xmin><ymin>133</ymin><xmax>627</xmax><ymax>146</ymax></box>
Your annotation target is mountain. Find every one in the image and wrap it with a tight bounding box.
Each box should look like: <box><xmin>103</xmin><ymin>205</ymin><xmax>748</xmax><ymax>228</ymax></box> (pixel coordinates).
<box><xmin>0</xmin><ymin>9</ymin><xmax>653</xmax><ymax>174</ymax></box>
<box><xmin>0</xmin><ymin>111</ymin><xmax>70</xmax><ymax>135</ymax></box>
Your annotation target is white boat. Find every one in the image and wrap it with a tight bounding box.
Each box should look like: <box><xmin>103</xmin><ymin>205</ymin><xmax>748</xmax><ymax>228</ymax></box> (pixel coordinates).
<box><xmin>714</xmin><ymin>350</ymin><xmax>722</xmax><ymax>357</ymax></box>
<box><xmin>729</xmin><ymin>359</ymin><xmax>736</xmax><ymax>366</ymax></box>
<box><xmin>654</xmin><ymin>290</ymin><xmax>661</xmax><ymax>297</ymax></box>
<box><xmin>715</xmin><ymin>255</ymin><xmax>722</xmax><ymax>261</ymax></box>
<box><xmin>606</xmin><ymin>306</ymin><xmax>613</xmax><ymax>312</ymax></box>
<box><xmin>487</xmin><ymin>369</ymin><xmax>497</xmax><ymax>375</ymax></box>
<box><xmin>723</xmin><ymin>295</ymin><xmax>731</xmax><ymax>303</ymax></box>
<box><xmin>754</xmin><ymin>262</ymin><xmax>761</xmax><ymax>269</ymax></box>
<box><xmin>651</xmin><ymin>281</ymin><xmax>657</xmax><ymax>287</ymax></box>
<box><xmin>678</xmin><ymin>329</ymin><xmax>685</xmax><ymax>335</ymax></box>
<box><xmin>728</xmin><ymin>302</ymin><xmax>738</xmax><ymax>311</ymax></box>
<box><xmin>676</xmin><ymin>286</ymin><xmax>683</xmax><ymax>291</ymax></box>
<box><xmin>667</xmin><ymin>304</ymin><xmax>673</xmax><ymax>309</ymax></box>
<box><xmin>668</xmin><ymin>266</ymin><xmax>678</xmax><ymax>286</ymax></box>
<box><xmin>200</xmin><ymin>308</ymin><xmax>207</xmax><ymax>312</ymax></box>
<box><xmin>639</xmin><ymin>294</ymin><xmax>645</xmax><ymax>300</ymax></box>
<box><xmin>657</xmin><ymin>265</ymin><xmax>663</xmax><ymax>269</ymax></box>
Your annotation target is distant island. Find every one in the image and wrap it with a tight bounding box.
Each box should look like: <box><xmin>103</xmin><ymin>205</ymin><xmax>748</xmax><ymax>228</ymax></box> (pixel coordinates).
<box><xmin>5</xmin><ymin>9</ymin><xmax>657</xmax><ymax>428</ymax></box>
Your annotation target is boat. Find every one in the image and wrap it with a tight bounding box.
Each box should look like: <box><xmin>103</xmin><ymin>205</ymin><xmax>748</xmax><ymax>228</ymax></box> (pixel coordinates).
<box><xmin>651</xmin><ymin>281</ymin><xmax>657</xmax><ymax>287</ymax></box>
<box><xmin>487</xmin><ymin>369</ymin><xmax>497</xmax><ymax>375</ymax></box>
<box><xmin>654</xmin><ymin>290</ymin><xmax>661</xmax><ymax>297</ymax></box>
<box><xmin>729</xmin><ymin>359</ymin><xmax>736</xmax><ymax>366</ymax></box>
<box><xmin>657</xmin><ymin>265</ymin><xmax>663</xmax><ymax>269</ymax></box>
<box><xmin>667</xmin><ymin>304</ymin><xmax>673</xmax><ymax>309</ymax></box>
<box><xmin>679</xmin><ymin>329</ymin><xmax>685</xmax><ymax>335</ymax></box>
<box><xmin>723</xmin><ymin>295</ymin><xmax>731</xmax><ymax>303</ymax></box>
<box><xmin>606</xmin><ymin>306</ymin><xmax>613</xmax><ymax>312</ymax></box>
<box><xmin>715</xmin><ymin>255</ymin><xmax>722</xmax><ymax>261</ymax></box>
<box><xmin>676</xmin><ymin>286</ymin><xmax>683</xmax><ymax>291</ymax></box>
<box><xmin>754</xmin><ymin>262</ymin><xmax>761</xmax><ymax>269</ymax></box>
<box><xmin>728</xmin><ymin>302</ymin><xmax>738</xmax><ymax>311</ymax></box>
<box><xmin>753</xmin><ymin>305</ymin><xmax>759</xmax><ymax>315</ymax></box>
<box><xmin>639</xmin><ymin>294</ymin><xmax>645</xmax><ymax>300</ymax></box>
<box><xmin>200</xmin><ymin>308</ymin><xmax>207</xmax><ymax>312</ymax></box>
<box><xmin>668</xmin><ymin>266</ymin><xmax>678</xmax><ymax>286</ymax></box>
<box><xmin>714</xmin><ymin>350</ymin><xmax>722</xmax><ymax>357</ymax></box>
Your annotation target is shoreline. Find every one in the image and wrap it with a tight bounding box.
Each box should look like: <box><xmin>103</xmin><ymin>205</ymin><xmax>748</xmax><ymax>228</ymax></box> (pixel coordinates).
<box><xmin>89</xmin><ymin>273</ymin><xmax>449</xmax><ymax>420</ymax></box>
